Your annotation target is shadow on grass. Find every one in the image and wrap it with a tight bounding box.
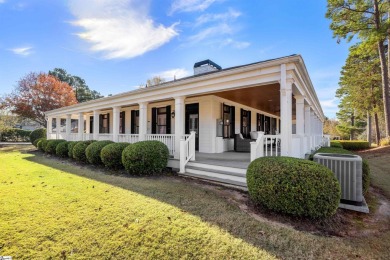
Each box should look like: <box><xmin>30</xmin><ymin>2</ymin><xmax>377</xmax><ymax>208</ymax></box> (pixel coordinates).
<box><xmin>22</xmin><ymin>148</ymin><xmax>286</xmax><ymax>256</ymax></box>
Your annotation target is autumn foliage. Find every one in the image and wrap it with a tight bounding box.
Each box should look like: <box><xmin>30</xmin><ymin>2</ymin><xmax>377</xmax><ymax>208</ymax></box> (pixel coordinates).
<box><xmin>1</xmin><ymin>73</ymin><xmax>77</xmax><ymax>126</ymax></box>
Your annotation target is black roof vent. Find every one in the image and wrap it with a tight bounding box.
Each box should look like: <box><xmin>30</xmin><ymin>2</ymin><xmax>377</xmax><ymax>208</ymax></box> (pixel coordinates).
<box><xmin>194</xmin><ymin>59</ymin><xmax>222</xmax><ymax>70</ymax></box>
<box><xmin>193</xmin><ymin>59</ymin><xmax>222</xmax><ymax>75</ymax></box>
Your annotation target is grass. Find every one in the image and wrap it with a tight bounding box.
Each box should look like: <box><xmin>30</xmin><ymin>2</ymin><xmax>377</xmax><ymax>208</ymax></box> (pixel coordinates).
<box><xmin>1</xmin><ymin>145</ymin><xmax>390</xmax><ymax>259</ymax></box>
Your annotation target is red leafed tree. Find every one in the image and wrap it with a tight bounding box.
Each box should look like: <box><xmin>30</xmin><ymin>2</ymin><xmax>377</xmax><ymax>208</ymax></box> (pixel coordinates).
<box><xmin>1</xmin><ymin>72</ymin><xmax>77</xmax><ymax>126</ymax></box>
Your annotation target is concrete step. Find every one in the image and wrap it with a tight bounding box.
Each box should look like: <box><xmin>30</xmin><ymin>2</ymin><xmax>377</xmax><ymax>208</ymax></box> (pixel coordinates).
<box><xmin>181</xmin><ymin>163</ymin><xmax>248</xmax><ymax>189</ymax></box>
<box><xmin>186</xmin><ymin>161</ymin><xmax>247</xmax><ymax>176</ymax></box>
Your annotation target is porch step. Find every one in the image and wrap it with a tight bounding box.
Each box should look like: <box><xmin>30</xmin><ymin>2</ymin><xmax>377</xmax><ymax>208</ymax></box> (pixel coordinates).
<box><xmin>180</xmin><ymin>162</ymin><xmax>248</xmax><ymax>189</ymax></box>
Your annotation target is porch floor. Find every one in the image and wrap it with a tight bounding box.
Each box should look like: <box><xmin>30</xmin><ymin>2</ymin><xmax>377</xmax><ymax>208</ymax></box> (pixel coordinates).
<box><xmin>195</xmin><ymin>152</ymin><xmax>250</xmax><ymax>169</ymax></box>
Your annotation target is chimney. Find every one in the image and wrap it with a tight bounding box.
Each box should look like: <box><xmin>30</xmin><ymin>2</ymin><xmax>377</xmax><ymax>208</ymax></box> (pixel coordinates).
<box><xmin>194</xmin><ymin>59</ymin><xmax>222</xmax><ymax>75</ymax></box>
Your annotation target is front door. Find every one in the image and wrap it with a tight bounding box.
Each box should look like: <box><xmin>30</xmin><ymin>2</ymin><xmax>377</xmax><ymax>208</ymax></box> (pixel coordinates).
<box><xmin>185</xmin><ymin>103</ymin><xmax>199</xmax><ymax>151</ymax></box>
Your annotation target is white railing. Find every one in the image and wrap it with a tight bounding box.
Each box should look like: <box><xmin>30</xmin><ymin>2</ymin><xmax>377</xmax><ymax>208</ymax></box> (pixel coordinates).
<box><xmin>251</xmin><ymin>132</ymin><xmax>281</xmax><ymax>161</ymax></box>
<box><xmin>118</xmin><ymin>134</ymin><xmax>139</xmax><ymax>143</ymax></box>
<box><xmin>69</xmin><ymin>133</ymin><xmax>78</xmax><ymax>141</ymax></box>
<box><xmin>146</xmin><ymin>134</ymin><xmax>175</xmax><ymax>156</ymax></box>
<box><xmin>83</xmin><ymin>133</ymin><xmax>94</xmax><ymax>140</ymax></box>
<box><xmin>97</xmin><ymin>134</ymin><xmax>113</xmax><ymax>141</ymax></box>
<box><xmin>48</xmin><ymin>133</ymin><xmax>57</xmax><ymax>140</ymax></box>
<box><xmin>179</xmin><ymin>131</ymin><xmax>196</xmax><ymax>173</ymax></box>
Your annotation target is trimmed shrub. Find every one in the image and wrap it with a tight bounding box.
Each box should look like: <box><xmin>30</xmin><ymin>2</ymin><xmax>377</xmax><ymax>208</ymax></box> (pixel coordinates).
<box><xmin>379</xmin><ymin>137</ymin><xmax>390</xmax><ymax>146</ymax></box>
<box><xmin>86</xmin><ymin>140</ymin><xmax>113</xmax><ymax>165</ymax></box>
<box><xmin>56</xmin><ymin>141</ymin><xmax>70</xmax><ymax>158</ymax></box>
<box><xmin>37</xmin><ymin>138</ymin><xmax>46</xmax><ymax>151</ymax></box>
<box><xmin>312</xmin><ymin>147</ymin><xmax>370</xmax><ymax>195</ymax></box>
<box><xmin>30</xmin><ymin>128</ymin><xmax>46</xmax><ymax>145</ymax></box>
<box><xmin>330</xmin><ymin>140</ymin><xmax>343</xmax><ymax>149</ymax></box>
<box><xmin>122</xmin><ymin>140</ymin><xmax>169</xmax><ymax>175</ymax></box>
<box><xmin>46</xmin><ymin>139</ymin><xmax>66</xmax><ymax>154</ymax></box>
<box><xmin>338</xmin><ymin>140</ymin><xmax>370</xmax><ymax>150</ymax></box>
<box><xmin>41</xmin><ymin>139</ymin><xmax>50</xmax><ymax>152</ymax></box>
<box><xmin>101</xmin><ymin>142</ymin><xmax>130</xmax><ymax>169</ymax></box>
<box><xmin>73</xmin><ymin>140</ymin><xmax>96</xmax><ymax>162</ymax></box>
<box><xmin>33</xmin><ymin>137</ymin><xmax>45</xmax><ymax>147</ymax></box>
<box><xmin>247</xmin><ymin>157</ymin><xmax>341</xmax><ymax>218</ymax></box>
<box><xmin>67</xmin><ymin>141</ymin><xmax>77</xmax><ymax>158</ymax></box>
<box><xmin>1</xmin><ymin>128</ymin><xmax>32</xmax><ymax>142</ymax></box>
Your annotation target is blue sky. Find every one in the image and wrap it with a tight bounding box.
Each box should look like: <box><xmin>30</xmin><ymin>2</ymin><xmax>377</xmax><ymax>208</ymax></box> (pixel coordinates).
<box><xmin>0</xmin><ymin>0</ymin><xmax>352</xmax><ymax>118</ymax></box>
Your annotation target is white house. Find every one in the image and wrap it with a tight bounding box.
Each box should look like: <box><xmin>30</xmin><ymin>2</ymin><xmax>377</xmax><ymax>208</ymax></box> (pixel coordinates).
<box><xmin>45</xmin><ymin>55</ymin><xmax>327</xmax><ymax>189</ymax></box>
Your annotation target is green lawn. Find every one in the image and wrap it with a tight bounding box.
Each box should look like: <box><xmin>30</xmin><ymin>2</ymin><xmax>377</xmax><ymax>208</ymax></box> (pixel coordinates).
<box><xmin>1</xmin><ymin>145</ymin><xmax>390</xmax><ymax>259</ymax></box>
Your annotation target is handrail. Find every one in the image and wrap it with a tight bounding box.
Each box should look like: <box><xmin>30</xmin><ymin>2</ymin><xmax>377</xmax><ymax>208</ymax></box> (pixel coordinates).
<box><xmin>250</xmin><ymin>132</ymin><xmax>264</xmax><ymax>161</ymax></box>
<box><xmin>179</xmin><ymin>131</ymin><xmax>196</xmax><ymax>173</ymax></box>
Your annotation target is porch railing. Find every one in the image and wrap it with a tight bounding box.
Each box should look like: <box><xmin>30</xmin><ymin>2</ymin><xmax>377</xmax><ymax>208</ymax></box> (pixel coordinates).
<box><xmin>145</xmin><ymin>134</ymin><xmax>175</xmax><ymax>156</ymax></box>
<box><xmin>179</xmin><ymin>131</ymin><xmax>196</xmax><ymax>173</ymax></box>
<box><xmin>83</xmin><ymin>133</ymin><xmax>94</xmax><ymax>140</ymax></box>
<box><xmin>97</xmin><ymin>134</ymin><xmax>113</xmax><ymax>141</ymax></box>
<box><xmin>118</xmin><ymin>134</ymin><xmax>139</xmax><ymax>143</ymax></box>
<box><xmin>250</xmin><ymin>132</ymin><xmax>281</xmax><ymax>161</ymax></box>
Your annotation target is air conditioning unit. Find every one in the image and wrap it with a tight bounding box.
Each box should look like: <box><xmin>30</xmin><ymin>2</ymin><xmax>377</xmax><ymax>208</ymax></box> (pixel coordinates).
<box><xmin>314</xmin><ymin>153</ymin><xmax>363</xmax><ymax>205</ymax></box>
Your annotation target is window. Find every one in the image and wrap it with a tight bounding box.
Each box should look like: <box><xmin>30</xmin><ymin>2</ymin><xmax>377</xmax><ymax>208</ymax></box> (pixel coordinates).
<box><xmin>90</xmin><ymin>116</ymin><xmax>94</xmax><ymax>133</ymax></box>
<box><xmin>119</xmin><ymin>111</ymin><xmax>125</xmax><ymax>134</ymax></box>
<box><xmin>240</xmin><ymin>109</ymin><xmax>251</xmax><ymax>138</ymax></box>
<box><xmin>264</xmin><ymin>116</ymin><xmax>270</xmax><ymax>134</ymax></box>
<box><xmin>99</xmin><ymin>113</ymin><xmax>110</xmax><ymax>133</ymax></box>
<box><xmin>152</xmin><ymin>106</ymin><xmax>171</xmax><ymax>134</ymax></box>
<box><xmin>223</xmin><ymin>104</ymin><xmax>235</xmax><ymax>138</ymax></box>
<box><xmin>131</xmin><ymin>110</ymin><xmax>139</xmax><ymax>134</ymax></box>
<box><xmin>257</xmin><ymin>113</ymin><xmax>265</xmax><ymax>132</ymax></box>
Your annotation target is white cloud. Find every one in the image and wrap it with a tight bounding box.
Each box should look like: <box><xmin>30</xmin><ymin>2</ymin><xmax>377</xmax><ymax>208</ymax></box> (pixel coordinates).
<box><xmin>68</xmin><ymin>0</ymin><xmax>178</xmax><ymax>59</ymax></box>
<box><xmin>320</xmin><ymin>97</ymin><xmax>340</xmax><ymax>117</ymax></box>
<box><xmin>9</xmin><ymin>46</ymin><xmax>33</xmax><ymax>56</ymax></box>
<box><xmin>194</xmin><ymin>8</ymin><xmax>240</xmax><ymax>27</ymax></box>
<box><xmin>0</xmin><ymin>0</ymin><xmax>6</xmax><ymax>4</ymax></box>
<box><xmin>153</xmin><ymin>68</ymin><xmax>191</xmax><ymax>81</ymax></box>
<box><xmin>188</xmin><ymin>23</ymin><xmax>233</xmax><ymax>43</ymax></box>
<box><xmin>220</xmin><ymin>38</ymin><xmax>250</xmax><ymax>49</ymax></box>
<box><xmin>170</xmin><ymin>0</ymin><xmax>219</xmax><ymax>14</ymax></box>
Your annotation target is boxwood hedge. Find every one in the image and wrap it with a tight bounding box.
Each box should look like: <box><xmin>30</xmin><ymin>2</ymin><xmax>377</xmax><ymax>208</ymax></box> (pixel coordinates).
<box><xmin>122</xmin><ymin>140</ymin><xmax>169</xmax><ymax>175</ymax></box>
<box><xmin>338</xmin><ymin>140</ymin><xmax>369</xmax><ymax>150</ymax></box>
<box><xmin>101</xmin><ymin>142</ymin><xmax>130</xmax><ymax>169</ymax></box>
<box><xmin>85</xmin><ymin>140</ymin><xmax>113</xmax><ymax>165</ymax></box>
<box><xmin>46</xmin><ymin>139</ymin><xmax>66</xmax><ymax>154</ymax></box>
<box><xmin>41</xmin><ymin>139</ymin><xmax>50</xmax><ymax>153</ymax></box>
<box><xmin>330</xmin><ymin>140</ymin><xmax>343</xmax><ymax>149</ymax></box>
<box><xmin>73</xmin><ymin>140</ymin><xmax>96</xmax><ymax>162</ymax></box>
<box><xmin>37</xmin><ymin>138</ymin><xmax>46</xmax><ymax>151</ymax></box>
<box><xmin>67</xmin><ymin>141</ymin><xmax>77</xmax><ymax>158</ymax></box>
<box><xmin>0</xmin><ymin>128</ymin><xmax>32</xmax><ymax>142</ymax></box>
<box><xmin>312</xmin><ymin>147</ymin><xmax>370</xmax><ymax>194</ymax></box>
<box><xmin>30</xmin><ymin>128</ymin><xmax>46</xmax><ymax>145</ymax></box>
<box><xmin>56</xmin><ymin>141</ymin><xmax>70</xmax><ymax>158</ymax></box>
<box><xmin>34</xmin><ymin>137</ymin><xmax>46</xmax><ymax>148</ymax></box>
<box><xmin>247</xmin><ymin>157</ymin><xmax>340</xmax><ymax>218</ymax></box>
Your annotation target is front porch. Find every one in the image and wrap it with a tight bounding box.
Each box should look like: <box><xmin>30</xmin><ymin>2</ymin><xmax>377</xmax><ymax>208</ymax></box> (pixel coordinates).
<box><xmin>45</xmin><ymin>56</ymin><xmax>328</xmax><ymax>189</ymax></box>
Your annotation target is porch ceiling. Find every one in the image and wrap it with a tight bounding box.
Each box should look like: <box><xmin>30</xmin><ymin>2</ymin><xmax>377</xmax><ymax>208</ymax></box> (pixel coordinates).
<box><xmin>213</xmin><ymin>84</ymin><xmax>296</xmax><ymax>117</ymax></box>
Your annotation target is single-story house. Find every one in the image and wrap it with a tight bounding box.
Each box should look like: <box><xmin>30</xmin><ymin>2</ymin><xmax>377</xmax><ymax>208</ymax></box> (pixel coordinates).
<box><xmin>45</xmin><ymin>55</ymin><xmax>327</xmax><ymax>189</ymax></box>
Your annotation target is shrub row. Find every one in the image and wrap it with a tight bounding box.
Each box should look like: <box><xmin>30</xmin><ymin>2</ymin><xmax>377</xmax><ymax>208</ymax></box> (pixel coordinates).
<box><xmin>330</xmin><ymin>140</ymin><xmax>343</xmax><ymax>149</ymax></box>
<box><xmin>312</xmin><ymin>147</ymin><xmax>370</xmax><ymax>194</ymax></box>
<box><xmin>0</xmin><ymin>128</ymin><xmax>32</xmax><ymax>142</ymax></box>
<box><xmin>30</xmin><ymin>128</ymin><xmax>46</xmax><ymax>145</ymax></box>
<box><xmin>247</xmin><ymin>157</ymin><xmax>340</xmax><ymax>218</ymax></box>
<box><xmin>34</xmin><ymin>139</ymin><xmax>169</xmax><ymax>175</ymax></box>
<box><xmin>338</xmin><ymin>140</ymin><xmax>370</xmax><ymax>150</ymax></box>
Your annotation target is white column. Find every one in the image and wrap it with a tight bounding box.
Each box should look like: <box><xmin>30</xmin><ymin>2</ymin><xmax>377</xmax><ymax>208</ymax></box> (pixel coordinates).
<box><xmin>125</xmin><ymin>109</ymin><xmax>131</xmax><ymax>134</ymax></box>
<box><xmin>47</xmin><ymin>116</ymin><xmax>52</xmax><ymax>139</ymax></box>
<box><xmin>138</xmin><ymin>102</ymin><xmax>148</xmax><ymax>141</ymax></box>
<box><xmin>310</xmin><ymin>111</ymin><xmax>315</xmax><ymax>150</ymax></box>
<box><xmin>66</xmin><ymin>114</ymin><xmax>71</xmax><ymax>140</ymax></box>
<box><xmin>78</xmin><ymin>112</ymin><xmax>84</xmax><ymax>141</ymax></box>
<box><xmin>174</xmin><ymin>96</ymin><xmax>185</xmax><ymax>159</ymax></box>
<box><xmin>86</xmin><ymin>115</ymin><xmax>91</xmax><ymax>134</ymax></box>
<box><xmin>112</xmin><ymin>106</ymin><xmax>120</xmax><ymax>142</ymax></box>
<box><xmin>280</xmin><ymin>64</ymin><xmax>293</xmax><ymax>156</ymax></box>
<box><xmin>55</xmin><ymin>117</ymin><xmax>61</xmax><ymax>140</ymax></box>
<box><xmin>304</xmin><ymin>105</ymin><xmax>311</xmax><ymax>151</ymax></box>
<box><xmin>295</xmin><ymin>95</ymin><xmax>305</xmax><ymax>136</ymax></box>
<box><xmin>93</xmin><ymin>110</ymin><xmax>99</xmax><ymax>140</ymax></box>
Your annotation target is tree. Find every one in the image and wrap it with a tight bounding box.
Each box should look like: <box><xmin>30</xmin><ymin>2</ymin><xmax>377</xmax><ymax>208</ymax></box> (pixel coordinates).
<box><xmin>0</xmin><ymin>110</ymin><xmax>22</xmax><ymax>132</ymax></box>
<box><xmin>0</xmin><ymin>73</ymin><xmax>77</xmax><ymax>127</ymax></box>
<box><xmin>146</xmin><ymin>76</ymin><xmax>165</xmax><ymax>87</ymax></box>
<box><xmin>326</xmin><ymin>0</ymin><xmax>390</xmax><ymax>137</ymax></box>
<box><xmin>49</xmin><ymin>68</ymin><xmax>103</xmax><ymax>103</ymax></box>
<box><xmin>337</xmin><ymin>42</ymin><xmax>384</xmax><ymax>142</ymax></box>
<box><xmin>323</xmin><ymin>117</ymin><xmax>343</xmax><ymax>138</ymax></box>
